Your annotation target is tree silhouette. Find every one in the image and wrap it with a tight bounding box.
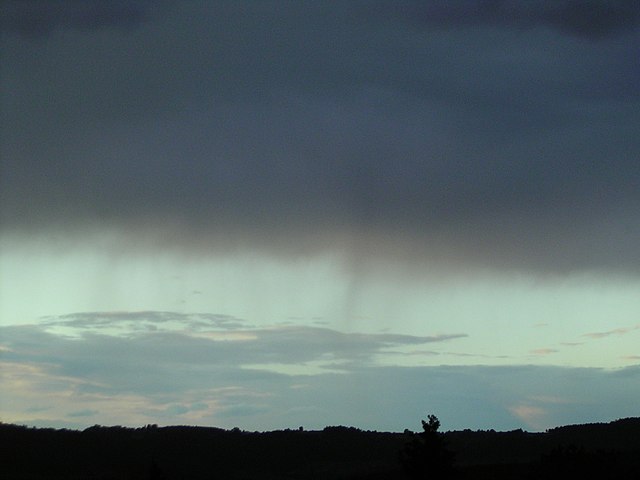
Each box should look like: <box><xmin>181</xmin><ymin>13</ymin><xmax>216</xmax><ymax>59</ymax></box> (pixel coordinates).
<box><xmin>400</xmin><ymin>415</ymin><xmax>456</xmax><ymax>479</ymax></box>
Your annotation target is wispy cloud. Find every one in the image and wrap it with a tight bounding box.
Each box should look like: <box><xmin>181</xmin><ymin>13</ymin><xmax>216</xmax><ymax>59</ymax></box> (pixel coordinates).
<box><xmin>509</xmin><ymin>404</ymin><xmax>548</xmax><ymax>430</ymax></box>
<box><xmin>583</xmin><ymin>324</ymin><xmax>640</xmax><ymax>339</ymax></box>
<box><xmin>509</xmin><ymin>394</ymin><xmax>579</xmax><ymax>430</ymax></box>
<box><xmin>39</xmin><ymin>311</ymin><xmax>250</xmax><ymax>338</ymax></box>
<box><xmin>529</xmin><ymin>348</ymin><xmax>558</xmax><ymax>355</ymax></box>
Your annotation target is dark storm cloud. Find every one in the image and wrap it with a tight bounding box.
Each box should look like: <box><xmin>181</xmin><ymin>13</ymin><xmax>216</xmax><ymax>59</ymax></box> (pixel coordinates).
<box><xmin>373</xmin><ymin>0</ymin><xmax>640</xmax><ymax>38</ymax></box>
<box><xmin>1</xmin><ymin>1</ymin><xmax>639</xmax><ymax>273</ymax></box>
<box><xmin>0</xmin><ymin>0</ymin><xmax>156</xmax><ymax>37</ymax></box>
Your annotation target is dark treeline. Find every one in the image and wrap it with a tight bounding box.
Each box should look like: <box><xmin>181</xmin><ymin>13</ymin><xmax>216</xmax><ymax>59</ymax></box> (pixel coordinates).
<box><xmin>2</xmin><ymin>417</ymin><xmax>640</xmax><ymax>479</ymax></box>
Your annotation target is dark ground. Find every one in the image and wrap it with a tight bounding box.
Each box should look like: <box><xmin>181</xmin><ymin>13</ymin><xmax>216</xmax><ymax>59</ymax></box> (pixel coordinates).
<box><xmin>2</xmin><ymin>417</ymin><xmax>640</xmax><ymax>479</ymax></box>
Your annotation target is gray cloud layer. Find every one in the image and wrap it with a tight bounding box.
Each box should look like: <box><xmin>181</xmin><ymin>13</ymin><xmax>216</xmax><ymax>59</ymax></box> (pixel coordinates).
<box><xmin>1</xmin><ymin>312</ymin><xmax>638</xmax><ymax>431</ymax></box>
<box><xmin>23</xmin><ymin>311</ymin><xmax>467</xmax><ymax>371</ymax></box>
<box><xmin>1</xmin><ymin>1</ymin><xmax>639</xmax><ymax>273</ymax></box>
<box><xmin>374</xmin><ymin>0</ymin><xmax>640</xmax><ymax>38</ymax></box>
<box><xmin>0</xmin><ymin>0</ymin><xmax>157</xmax><ymax>37</ymax></box>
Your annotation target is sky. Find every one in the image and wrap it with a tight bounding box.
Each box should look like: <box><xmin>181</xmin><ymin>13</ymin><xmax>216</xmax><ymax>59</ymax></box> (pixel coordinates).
<box><xmin>1</xmin><ymin>0</ymin><xmax>639</xmax><ymax>433</ymax></box>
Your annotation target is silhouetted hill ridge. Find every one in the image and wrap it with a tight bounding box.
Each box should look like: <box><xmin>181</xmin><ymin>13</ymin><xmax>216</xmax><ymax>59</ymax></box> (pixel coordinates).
<box><xmin>2</xmin><ymin>418</ymin><xmax>639</xmax><ymax>479</ymax></box>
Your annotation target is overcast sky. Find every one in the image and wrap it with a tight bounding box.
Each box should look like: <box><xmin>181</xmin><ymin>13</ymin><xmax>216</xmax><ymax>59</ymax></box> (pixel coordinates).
<box><xmin>1</xmin><ymin>0</ymin><xmax>639</xmax><ymax>432</ymax></box>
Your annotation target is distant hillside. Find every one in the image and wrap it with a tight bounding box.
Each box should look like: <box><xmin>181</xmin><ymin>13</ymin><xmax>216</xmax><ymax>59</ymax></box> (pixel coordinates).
<box><xmin>2</xmin><ymin>418</ymin><xmax>639</xmax><ymax>479</ymax></box>
<box><xmin>448</xmin><ymin>417</ymin><xmax>640</xmax><ymax>466</ymax></box>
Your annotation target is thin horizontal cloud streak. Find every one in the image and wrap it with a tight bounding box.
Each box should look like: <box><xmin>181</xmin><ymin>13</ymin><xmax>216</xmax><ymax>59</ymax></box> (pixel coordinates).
<box><xmin>582</xmin><ymin>324</ymin><xmax>640</xmax><ymax>339</ymax></box>
<box><xmin>530</xmin><ymin>348</ymin><xmax>558</xmax><ymax>356</ymax></box>
<box><xmin>42</xmin><ymin>311</ymin><xmax>249</xmax><ymax>333</ymax></box>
